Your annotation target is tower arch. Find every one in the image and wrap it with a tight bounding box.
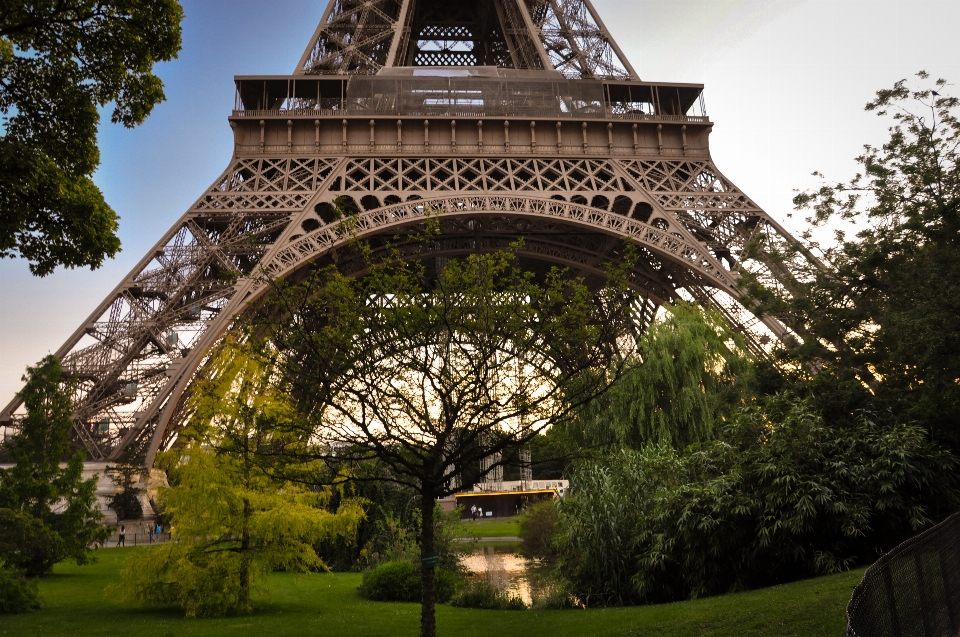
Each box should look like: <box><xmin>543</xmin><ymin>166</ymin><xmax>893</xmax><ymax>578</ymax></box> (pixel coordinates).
<box><xmin>0</xmin><ymin>0</ymin><xmax>812</xmax><ymax>465</ymax></box>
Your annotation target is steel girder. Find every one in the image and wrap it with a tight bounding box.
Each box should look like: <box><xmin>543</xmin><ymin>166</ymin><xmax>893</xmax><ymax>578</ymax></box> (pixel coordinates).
<box><xmin>0</xmin><ymin>1</ymin><xmax>811</xmax><ymax>466</ymax></box>
<box><xmin>296</xmin><ymin>0</ymin><xmax>635</xmax><ymax>78</ymax></box>
<box><xmin>2</xmin><ymin>150</ymin><xmax>802</xmax><ymax>465</ymax></box>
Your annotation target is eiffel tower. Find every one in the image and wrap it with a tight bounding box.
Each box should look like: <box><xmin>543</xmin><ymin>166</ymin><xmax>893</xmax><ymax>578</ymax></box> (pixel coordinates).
<box><xmin>1</xmin><ymin>0</ymin><xmax>808</xmax><ymax>466</ymax></box>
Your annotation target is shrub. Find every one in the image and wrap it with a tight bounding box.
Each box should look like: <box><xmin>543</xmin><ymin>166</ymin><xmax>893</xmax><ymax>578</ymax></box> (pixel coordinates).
<box><xmin>450</xmin><ymin>577</ymin><xmax>526</xmax><ymax>610</ymax></box>
<box><xmin>0</xmin><ymin>508</ymin><xmax>66</xmax><ymax>577</ymax></box>
<box><xmin>530</xmin><ymin>586</ymin><xmax>577</xmax><ymax>610</ymax></box>
<box><xmin>358</xmin><ymin>560</ymin><xmax>457</xmax><ymax>603</ymax></box>
<box><xmin>556</xmin><ymin>395</ymin><xmax>960</xmax><ymax>606</ymax></box>
<box><xmin>0</xmin><ymin>562</ymin><xmax>40</xmax><ymax>614</ymax></box>
<box><xmin>358</xmin><ymin>560</ymin><xmax>418</xmax><ymax>602</ymax></box>
<box><xmin>518</xmin><ymin>500</ymin><xmax>559</xmax><ymax>557</ymax></box>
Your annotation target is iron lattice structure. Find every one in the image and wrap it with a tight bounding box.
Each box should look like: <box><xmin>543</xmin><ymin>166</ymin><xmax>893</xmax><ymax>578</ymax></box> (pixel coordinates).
<box><xmin>0</xmin><ymin>0</ymin><xmax>811</xmax><ymax>466</ymax></box>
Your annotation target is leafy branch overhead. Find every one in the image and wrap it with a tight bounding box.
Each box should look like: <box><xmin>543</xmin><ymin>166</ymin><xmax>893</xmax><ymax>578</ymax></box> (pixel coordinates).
<box><xmin>0</xmin><ymin>1</ymin><xmax>183</xmax><ymax>275</ymax></box>
<box><xmin>743</xmin><ymin>73</ymin><xmax>960</xmax><ymax>450</ymax></box>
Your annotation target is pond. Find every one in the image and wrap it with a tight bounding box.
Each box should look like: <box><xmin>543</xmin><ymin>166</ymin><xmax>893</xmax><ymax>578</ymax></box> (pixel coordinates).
<box><xmin>457</xmin><ymin>543</ymin><xmax>555</xmax><ymax>605</ymax></box>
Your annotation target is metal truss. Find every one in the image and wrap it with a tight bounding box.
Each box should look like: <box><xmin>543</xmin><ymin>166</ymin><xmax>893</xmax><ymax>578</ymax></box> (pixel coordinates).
<box><xmin>1</xmin><ymin>1</ymin><xmax>811</xmax><ymax>466</ymax></box>
<box><xmin>297</xmin><ymin>0</ymin><xmax>635</xmax><ymax>78</ymax></box>
<box><xmin>1</xmin><ymin>150</ymin><xmax>800</xmax><ymax>463</ymax></box>
<box><xmin>521</xmin><ymin>0</ymin><xmax>637</xmax><ymax>79</ymax></box>
<box><xmin>296</xmin><ymin>0</ymin><xmax>405</xmax><ymax>74</ymax></box>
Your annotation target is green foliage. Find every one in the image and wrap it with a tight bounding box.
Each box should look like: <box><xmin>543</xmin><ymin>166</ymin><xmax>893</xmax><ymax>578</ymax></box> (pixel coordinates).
<box><xmin>359</xmin><ymin>560</ymin><xmax>420</xmax><ymax>602</ymax></box>
<box><xmin>0</xmin><ymin>356</ymin><xmax>107</xmax><ymax>575</ymax></box>
<box><xmin>106</xmin><ymin>464</ymin><xmax>143</xmax><ymax>521</ymax></box>
<box><xmin>449</xmin><ymin>577</ymin><xmax>527</xmax><ymax>610</ymax></box>
<box><xmin>518</xmin><ymin>500</ymin><xmax>559</xmax><ymax>557</ymax></box>
<box><xmin>360</xmin><ymin>508</ymin><xmax>420</xmax><ymax>566</ymax></box>
<box><xmin>432</xmin><ymin>505</ymin><xmax>467</xmax><ymax>572</ymax></box>
<box><xmin>526</xmin><ymin>427</ymin><xmax>581</xmax><ymax>479</ymax></box>
<box><xmin>0</xmin><ymin>507</ymin><xmax>64</xmax><ymax>577</ymax></box>
<box><xmin>556</xmin><ymin>395</ymin><xmax>959</xmax><ymax>606</ymax></box>
<box><xmin>118</xmin><ymin>440</ymin><xmax>364</xmax><ymax>617</ymax></box>
<box><xmin>247</xmin><ymin>228</ymin><xmax>639</xmax><ymax>636</ymax></box>
<box><xmin>530</xmin><ymin>585</ymin><xmax>577</xmax><ymax>610</ymax></box>
<box><xmin>0</xmin><ymin>1</ymin><xmax>182</xmax><ymax>274</ymax></box>
<box><xmin>316</xmin><ymin>478</ymin><xmax>422</xmax><ymax>571</ymax></box>
<box><xmin>574</xmin><ymin>301</ymin><xmax>751</xmax><ymax>450</ymax></box>
<box><xmin>0</xmin><ymin>559</ymin><xmax>40</xmax><ymax>614</ymax></box>
<box><xmin>753</xmin><ymin>73</ymin><xmax>960</xmax><ymax>452</ymax></box>
<box><xmin>358</xmin><ymin>560</ymin><xmax>458</xmax><ymax>603</ymax></box>
<box><xmin>352</xmin><ymin>502</ymin><xmax>463</xmax><ymax>573</ymax></box>
<box><xmin>106</xmin><ymin>489</ymin><xmax>142</xmax><ymax>522</ymax></box>
<box><xmin>117</xmin><ymin>344</ymin><xmax>364</xmax><ymax>617</ymax></box>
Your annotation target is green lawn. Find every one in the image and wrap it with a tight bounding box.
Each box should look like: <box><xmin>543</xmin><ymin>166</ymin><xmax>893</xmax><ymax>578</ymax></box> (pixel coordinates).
<box><xmin>1</xmin><ymin>547</ymin><xmax>862</xmax><ymax>637</ymax></box>
<box><xmin>457</xmin><ymin>516</ymin><xmax>521</xmax><ymax>538</ymax></box>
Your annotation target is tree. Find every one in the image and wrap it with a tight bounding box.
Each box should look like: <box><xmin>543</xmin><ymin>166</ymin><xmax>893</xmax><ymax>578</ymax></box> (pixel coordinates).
<box><xmin>576</xmin><ymin>301</ymin><xmax>751</xmax><ymax>450</ymax></box>
<box><xmin>118</xmin><ymin>340</ymin><xmax>365</xmax><ymax>617</ymax></box>
<box><xmin>0</xmin><ymin>1</ymin><xmax>183</xmax><ymax>275</ymax></box>
<box><xmin>556</xmin><ymin>395</ymin><xmax>960</xmax><ymax>606</ymax></box>
<box><xmin>106</xmin><ymin>464</ymin><xmax>143</xmax><ymax>522</ymax></box>
<box><xmin>752</xmin><ymin>73</ymin><xmax>960</xmax><ymax>449</ymax></box>
<box><xmin>242</xmin><ymin>229</ymin><xmax>639</xmax><ymax>637</ymax></box>
<box><xmin>0</xmin><ymin>356</ymin><xmax>107</xmax><ymax>576</ymax></box>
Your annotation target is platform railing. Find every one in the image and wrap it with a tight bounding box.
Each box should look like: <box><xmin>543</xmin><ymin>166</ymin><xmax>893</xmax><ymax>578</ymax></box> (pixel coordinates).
<box><xmin>230</xmin><ymin>108</ymin><xmax>709</xmax><ymax>124</ymax></box>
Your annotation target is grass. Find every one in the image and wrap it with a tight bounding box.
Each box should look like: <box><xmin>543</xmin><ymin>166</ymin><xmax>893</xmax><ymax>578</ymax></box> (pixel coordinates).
<box><xmin>457</xmin><ymin>516</ymin><xmax>521</xmax><ymax>538</ymax></box>
<box><xmin>1</xmin><ymin>547</ymin><xmax>863</xmax><ymax>637</ymax></box>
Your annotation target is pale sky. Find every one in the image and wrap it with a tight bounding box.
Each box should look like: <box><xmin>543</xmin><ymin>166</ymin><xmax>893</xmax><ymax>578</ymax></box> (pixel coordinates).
<box><xmin>1</xmin><ymin>0</ymin><xmax>959</xmax><ymax>404</ymax></box>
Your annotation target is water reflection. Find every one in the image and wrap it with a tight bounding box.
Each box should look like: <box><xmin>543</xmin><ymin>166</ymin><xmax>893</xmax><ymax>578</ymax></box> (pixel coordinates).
<box><xmin>458</xmin><ymin>543</ymin><xmax>553</xmax><ymax>605</ymax></box>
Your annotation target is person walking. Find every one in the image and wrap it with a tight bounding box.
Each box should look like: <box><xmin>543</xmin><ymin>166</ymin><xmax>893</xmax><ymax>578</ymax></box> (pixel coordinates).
<box><xmin>118</xmin><ymin>524</ymin><xmax>126</xmax><ymax>547</ymax></box>
<box><xmin>148</xmin><ymin>523</ymin><xmax>155</xmax><ymax>544</ymax></box>
<box><xmin>470</xmin><ymin>504</ymin><xmax>477</xmax><ymax>521</ymax></box>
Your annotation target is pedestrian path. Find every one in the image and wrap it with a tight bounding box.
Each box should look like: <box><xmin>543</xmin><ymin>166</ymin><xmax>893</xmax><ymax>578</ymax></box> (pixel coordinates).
<box><xmin>100</xmin><ymin>518</ymin><xmax>167</xmax><ymax>548</ymax></box>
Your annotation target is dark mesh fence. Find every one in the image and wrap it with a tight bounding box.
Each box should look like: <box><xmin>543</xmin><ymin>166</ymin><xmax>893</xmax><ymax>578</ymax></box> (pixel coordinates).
<box><xmin>846</xmin><ymin>511</ymin><xmax>960</xmax><ymax>637</ymax></box>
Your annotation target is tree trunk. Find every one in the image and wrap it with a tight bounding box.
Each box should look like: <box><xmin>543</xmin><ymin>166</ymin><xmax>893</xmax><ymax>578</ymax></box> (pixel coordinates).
<box><xmin>239</xmin><ymin>496</ymin><xmax>252</xmax><ymax>613</ymax></box>
<box><xmin>420</xmin><ymin>485</ymin><xmax>436</xmax><ymax>637</ymax></box>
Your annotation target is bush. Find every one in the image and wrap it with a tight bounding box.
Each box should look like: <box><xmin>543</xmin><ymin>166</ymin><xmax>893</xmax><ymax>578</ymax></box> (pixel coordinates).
<box><xmin>556</xmin><ymin>395</ymin><xmax>960</xmax><ymax>606</ymax></box>
<box><xmin>0</xmin><ymin>508</ymin><xmax>66</xmax><ymax>577</ymax></box>
<box><xmin>450</xmin><ymin>577</ymin><xmax>526</xmax><ymax>610</ymax></box>
<box><xmin>0</xmin><ymin>562</ymin><xmax>40</xmax><ymax>614</ymax></box>
<box><xmin>358</xmin><ymin>560</ymin><xmax>457</xmax><ymax>603</ymax></box>
<box><xmin>530</xmin><ymin>586</ymin><xmax>577</xmax><ymax>610</ymax></box>
<box><xmin>518</xmin><ymin>500</ymin><xmax>559</xmax><ymax>557</ymax></box>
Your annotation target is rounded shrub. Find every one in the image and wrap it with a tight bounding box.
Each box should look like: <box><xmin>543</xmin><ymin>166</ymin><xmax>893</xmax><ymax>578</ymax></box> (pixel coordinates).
<box><xmin>0</xmin><ymin>563</ymin><xmax>40</xmax><ymax>614</ymax></box>
<box><xmin>359</xmin><ymin>560</ymin><xmax>419</xmax><ymax>602</ymax></box>
<box><xmin>358</xmin><ymin>560</ymin><xmax>458</xmax><ymax>603</ymax></box>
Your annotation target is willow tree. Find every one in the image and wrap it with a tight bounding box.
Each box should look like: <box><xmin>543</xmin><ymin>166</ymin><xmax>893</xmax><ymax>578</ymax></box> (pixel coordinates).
<box><xmin>245</xmin><ymin>234</ymin><xmax>638</xmax><ymax>637</ymax></box>
<box><xmin>576</xmin><ymin>301</ymin><xmax>751</xmax><ymax>450</ymax></box>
